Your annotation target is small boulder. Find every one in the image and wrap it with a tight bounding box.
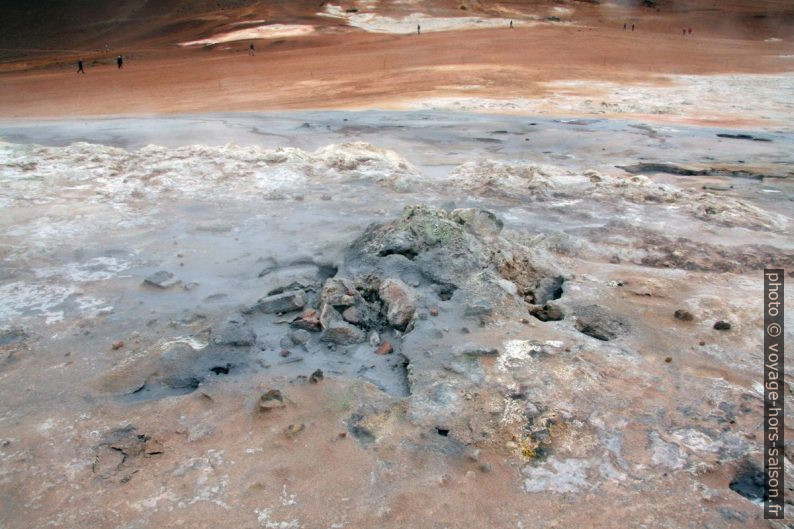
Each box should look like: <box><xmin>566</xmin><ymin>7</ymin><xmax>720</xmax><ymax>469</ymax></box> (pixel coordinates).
<box><xmin>674</xmin><ymin>309</ymin><xmax>694</xmax><ymax>321</ymax></box>
<box><xmin>714</xmin><ymin>320</ymin><xmax>732</xmax><ymax>331</ymax></box>
<box><xmin>379</xmin><ymin>278</ymin><xmax>416</xmax><ymax>330</ymax></box>
<box><xmin>342</xmin><ymin>306</ymin><xmax>361</xmax><ymax>325</ymax></box>
<box><xmin>321</xmin><ymin>278</ymin><xmax>359</xmax><ymax>307</ymax></box>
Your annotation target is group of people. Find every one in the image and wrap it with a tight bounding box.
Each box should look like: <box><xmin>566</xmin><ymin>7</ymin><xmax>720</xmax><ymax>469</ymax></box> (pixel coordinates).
<box><xmin>76</xmin><ymin>55</ymin><xmax>124</xmax><ymax>74</ymax></box>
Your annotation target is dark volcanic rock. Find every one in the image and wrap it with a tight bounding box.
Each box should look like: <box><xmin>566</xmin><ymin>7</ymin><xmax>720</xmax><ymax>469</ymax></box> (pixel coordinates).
<box><xmin>257</xmin><ymin>290</ymin><xmax>306</xmax><ymax>314</ymax></box>
<box><xmin>713</xmin><ymin>320</ymin><xmax>732</xmax><ymax>331</ymax></box>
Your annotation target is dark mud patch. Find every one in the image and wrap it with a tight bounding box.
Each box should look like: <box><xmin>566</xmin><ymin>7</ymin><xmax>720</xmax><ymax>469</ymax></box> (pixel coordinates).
<box><xmin>717</xmin><ymin>133</ymin><xmax>772</xmax><ymax>142</ymax></box>
<box><xmin>729</xmin><ymin>463</ymin><xmax>765</xmax><ymax>502</ymax></box>
<box><xmin>618</xmin><ymin>162</ymin><xmax>772</xmax><ymax>180</ymax></box>
<box><xmin>0</xmin><ymin>328</ymin><xmax>27</xmax><ymax>347</ymax></box>
<box><xmin>618</xmin><ymin>163</ymin><xmax>707</xmax><ymax>176</ymax></box>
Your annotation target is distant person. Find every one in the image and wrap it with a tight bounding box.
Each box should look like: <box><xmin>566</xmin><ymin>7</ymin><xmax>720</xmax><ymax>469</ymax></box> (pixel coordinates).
<box><xmin>631</xmin><ymin>23</ymin><xmax>635</xmax><ymax>31</ymax></box>
<box><xmin>510</xmin><ymin>20</ymin><xmax>513</xmax><ymax>29</ymax></box>
<box><xmin>77</xmin><ymin>59</ymin><xmax>85</xmax><ymax>74</ymax></box>
<box><xmin>417</xmin><ymin>24</ymin><xmax>421</xmax><ymax>35</ymax></box>
<box><xmin>116</xmin><ymin>55</ymin><xmax>123</xmax><ymax>69</ymax></box>
<box><xmin>683</xmin><ymin>28</ymin><xmax>686</xmax><ymax>36</ymax></box>
<box><xmin>623</xmin><ymin>23</ymin><xmax>627</xmax><ymax>31</ymax></box>
<box><xmin>688</xmin><ymin>28</ymin><xmax>692</xmax><ymax>35</ymax></box>
<box><xmin>249</xmin><ymin>43</ymin><xmax>255</xmax><ymax>56</ymax></box>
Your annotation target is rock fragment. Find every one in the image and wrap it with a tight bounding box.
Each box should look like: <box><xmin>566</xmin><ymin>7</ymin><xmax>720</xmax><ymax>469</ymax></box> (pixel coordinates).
<box><xmin>713</xmin><ymin>320</ymin><xmax>732</xmax><ymax>331</ymax></box>
<box><xmin>309</xmin><ymin>369</ymin><xmax>324</xmax><ymax>383</ymax></box>
<box><xmin>320</xmin><ymin>304</ymin><xmax>366</xmax><ymax>344</ymax></box>
<box><xmin>375</xmin><ymin>341</ymin><xmax>393</xmax><ymax>355</ymax></box>
<box><xmin>259</xmin><ymin>389</ymin><xmax>285</xmax><ymax>411</ymax></box>
<box><xmin>143</xmin><ymin>271</ymin><xmax>180</xmax><ymax>289</ymax></box>
<box><xmin>290</xmin><ymin>309</ymin><xmax>322</xmax><ymax>332</ymax></box>
<box><xmin>379</xmin><ymin>278</ymin><xmax>416</xmax><ymax>330</ymax></box>
<box><xmin>257</xmin><ymin>290</ymin><xmax>306</xmax><ymax>314</ymax></box>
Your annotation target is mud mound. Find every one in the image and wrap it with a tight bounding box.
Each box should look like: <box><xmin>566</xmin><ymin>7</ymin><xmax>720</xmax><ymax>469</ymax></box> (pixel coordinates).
<box><xmin>0</xmin><ymin>141</ymin><xmax>421</xmax><ymax>206</ymax></box>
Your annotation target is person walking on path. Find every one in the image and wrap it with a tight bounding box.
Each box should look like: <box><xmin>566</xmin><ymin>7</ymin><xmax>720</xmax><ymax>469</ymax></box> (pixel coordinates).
<box><xmin>77</xmin><ymin>59</ymin><xmax>85</xmax><ymax>74</ymax></box>
<box><xmin>417</xmin><ymin>24</ymin><xmax>420</xmax><ymax>35</ymax></box>
<box><xmin>510</xmin><ymin>20</ymin><xmax>513</xmax><ymax>29</ymax></box>
<box><xmin>631</xmin><ymin>23</ymin><xmax>635</xmax><ymax>31</ymax></box>
<box><xmin>116</xmin><ymin>55</ymin><xmax>123</xmax><ymax>69</ymax></box>
<box><xmin>623</xmin><ymin>23</ymin><xmax>627</xmax><ymax>31</ymax></box>
<box><xmin>249</xmin><ymin>43</ymin><xmax>255</xmax><ymax>56</ymax></box>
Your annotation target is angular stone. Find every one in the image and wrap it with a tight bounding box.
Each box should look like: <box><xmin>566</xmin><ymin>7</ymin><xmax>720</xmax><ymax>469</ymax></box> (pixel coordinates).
<box><xmin>290</xmin><ymin>309</ymin><xmax>321</xmax><ymax>332</ymax></box>
<box><xmin>321</xmin><ymin>321</ymin><xmax>366</xmax><ymax>345</ymax></box>
<box><xmin>342</xmin><ymin>306</ymin><xmax>361</xmax><ymax>324</ymax></box>
<box><xmin>257</xmin><ymin>290</ymin><xmax>306</xmax><ymax>314</ymax></box>
<box><xmin>379</xmin><ymin>278</ymin><xmax>415</xmax><ymax>330</ymax></box>
<box><xmin>321</xmin><ymin>278</ymin><xmax>359</xmax><ymax>307</ymax></box>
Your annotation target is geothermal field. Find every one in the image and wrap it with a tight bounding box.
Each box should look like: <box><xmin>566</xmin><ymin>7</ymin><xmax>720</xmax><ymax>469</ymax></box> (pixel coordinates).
<box><xmin>0</xmin><ymin>1</ymin><xmax>792</xmax><ymax>528</ymax></box>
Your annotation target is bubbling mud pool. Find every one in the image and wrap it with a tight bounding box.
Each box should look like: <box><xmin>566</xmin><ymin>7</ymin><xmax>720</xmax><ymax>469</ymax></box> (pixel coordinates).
<box><xmin>0</xmin><ymin>111</ymin><xmax>792</xmax><ymax>528</ymax></box>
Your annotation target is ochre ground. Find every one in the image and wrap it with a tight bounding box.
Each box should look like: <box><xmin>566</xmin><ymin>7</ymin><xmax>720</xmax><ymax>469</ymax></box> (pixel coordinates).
<box><xmin>0</xmin><ymin>1</ymin><xmax>792</xmax><ymax>118</ymax></box>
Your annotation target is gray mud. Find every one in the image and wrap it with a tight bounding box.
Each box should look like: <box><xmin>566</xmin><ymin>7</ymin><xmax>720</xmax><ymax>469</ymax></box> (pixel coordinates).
<box><xmin>0</xmin><ymin>111</ymin><xmax>792</xmax><ymax>529</ymax></box>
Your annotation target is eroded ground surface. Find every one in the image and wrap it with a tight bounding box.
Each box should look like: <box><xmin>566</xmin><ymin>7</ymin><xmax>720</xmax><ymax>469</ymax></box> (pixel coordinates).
<box><xmin>0</xmin><ymin>111</ymin><xmax>792</xmax><ymax>528</ymax></box>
